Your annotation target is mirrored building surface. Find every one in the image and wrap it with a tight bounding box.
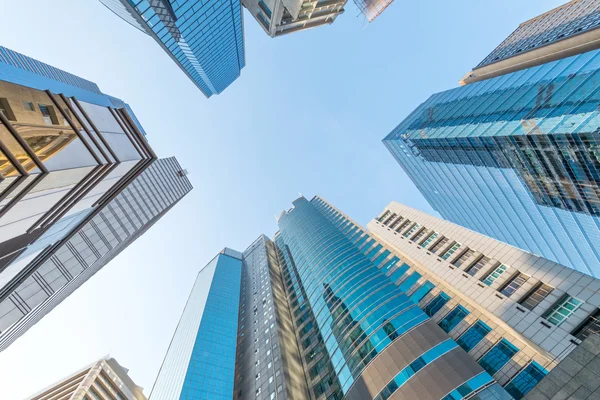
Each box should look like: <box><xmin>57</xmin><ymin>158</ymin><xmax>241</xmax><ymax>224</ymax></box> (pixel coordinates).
<box><xmin>152</xmin><ymin>196</ymin><xmax>518</xmax><ymax>400</ymax></box>
<box><xmin>100</xmin><ymin>0</ymin><xmax>245</xmax><ymax>98</ymax></box>
<box><xmin>384</xmin><ymin>0</ymin><xmax>600</xmax><ymax>278</ymax></box>
<box><xmin>0</xmin><ymin>46</ymin><xmax>192</xmax><ymax>351</ymax></box>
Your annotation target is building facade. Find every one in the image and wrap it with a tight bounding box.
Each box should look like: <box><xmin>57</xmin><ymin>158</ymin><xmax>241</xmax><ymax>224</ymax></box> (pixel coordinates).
<box><xmin>461</xmin><ymin>0</ymin><xmax>600</xmax><ymax>85</ymax></box>
<box><xmin>372</xmin><ymin>200</ymin><xmax>600</xmax><ymax>399</ymax></box>
<box><xmin>153</xmin><ymin>196</ymin><xmax>530</xmax><ymax>400</ymax></box>
<box><xmin>241</xmin><ymin>0</ymin><xmax>346</xmax><ymax>37</ymax></box>
<box><xmin>0</xmin><ymin>46</ymin><xmax>192</xmax><ymax>351</ymax></box>
<box><xmin>100</xmin><ymin>0</ymin><xmax>245</xmax><ymax>98</ymax></box>
<box><xmin>383</xmin><ymin>0</ymin><xmax>600</xmax><ymax>278</ymax></box>
<box><xmin>26</xmin><ymin>356</ymin><xmax>147</xmax><ymax>400</ymax></box>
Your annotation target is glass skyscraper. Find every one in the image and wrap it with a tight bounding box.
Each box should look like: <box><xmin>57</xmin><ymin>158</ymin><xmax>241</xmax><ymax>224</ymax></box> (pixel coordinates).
<box><xmin>384</xmin><ymin>0</ymin><xmax>600</xmax><ymax>278</ymax></box>
<box><xmin>0</xmin><ymin>46</ymin><xmax>192</xmax><ymax>351</ymax></box>
<box><xmin>100</xmin><ymin>0</ymin><xmax>245</xmax><ymax>98</ymax></box>
<box><xmin>152</xmin><ymin>196</ymin><xmax>517</xmax><ymax>400</ymax></box>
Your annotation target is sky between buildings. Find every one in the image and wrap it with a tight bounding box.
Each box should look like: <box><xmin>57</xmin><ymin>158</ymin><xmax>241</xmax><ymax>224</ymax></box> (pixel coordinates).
<box><xmin>0</xmin><ymin>0</ymin><xmax>564</xmax><ymax>398</ymax></box>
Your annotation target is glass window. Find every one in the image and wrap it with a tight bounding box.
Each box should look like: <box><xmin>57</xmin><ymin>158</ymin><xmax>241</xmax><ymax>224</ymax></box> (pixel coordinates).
<box><xmin>389</xmin><ymin>217</ymin><xmax>404</xmax><ymax>229</ymax></box>
<box><xmin>388</xmin><ymin>263</ymin><xmax>410</xmax><ymax>283</ymax></box>
<box><xmin>439</xmin><ymin>305</ymin><xmax>470</xmax><ymax>333</ymax></box>
<box><xmin>38</xmin><ymin>104</ymin><xmax>59</xmax><ymax>125</ymax></box>
<box><xmin>403</xmin><ymin>223</ymin><xmax>421</xmax><ymax>238</ymax></box>
<box><xmin>466</xmin><ymin>255</ymin><xmax>490</xmax><ymax>276</ymax></box>
<box><xmin>572</xmin><ymin>308</ymin><xmax>600</xmax><ymax>341</ymax></box>
<box><xmin>22</xmin><ymin>101</ymin><xmax>35</xmax><ymax>111</ymax></box>
<box><xmin>499</xmin><ymin>273</ymin><xmax>529</xmax><ymax>297</ymax></box>
<box><xmin>383</xmin><ymin>213</ymin><xmax>397</xmax><ymax>225</ymax></box>
<box><xmin>399</xmin><ymin>272</ymin><xmax>422</xmax><ymax>292</ymax></box>
<box><xmin>457</xmin><ymin>320</ymin><xmax>491</xmax><ymax>352</ymax></box>
<box><xmin>441</xmin><ymin>242</ymin><xmax>462</xmax><ymax>260</ymax></box>
<box><xmin>377</xmin><ymin>210</ymin><xmax>391</xmax><ymax>222</ymax></box>
<box><xmin>430</xmin><ymin>237</ymin><xmax>449</xmax><ymax>253</ymax></box>
<box><xmin>395</xmin><ymin>220</ymin><xmax>411</xmax><ymax>233</ymax></box>
<box><xmin>452</xmin><ymin>249</ymin><xmax>474</xmax><ymax>267</ymax></box>
<box><xmin>410</xmin><ymin>228</ymin><xmax>428</xmax><ymax>243</ymax></box>
<box><xmin>482</xmin><ymin>264</ymin><xmax>508</xmax><ymax>286</ymax></box>
<box><xmin>544</xmin><ymin>295</ymin><xmax>583</xmax><ymax>327</ymax></box>
<box><xmin>519</xmin><ymin>282</ymin><xmax>553</xmax><ymax>311</ymax></box>
<box><xmin>479</xmin><ymin>339</ymin><xmax>519</xmax><ymax>375</ymax></box>
<box><xmin>504</xmin><ymin>361</ymin><xmax>547</xmax><ymax>400</ymax></box>
<box><xmin>424</xmin><ymin>292</ymin><xmax>450</xmax><ymax>317</ymax></box>
<box><xmin>410</xmin><ymin>281</ymin><xmax>435</xmax><ymax>303</ymax></box>
<box><xmin>420</xmin><ymin>232</ymin><xmax>438</xmax><ymax>248</ymax></box>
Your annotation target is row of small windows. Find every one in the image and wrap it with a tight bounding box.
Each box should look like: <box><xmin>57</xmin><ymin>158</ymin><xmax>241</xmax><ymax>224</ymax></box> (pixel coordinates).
<box><xmin>378</xmin><ymin>209</ymin><xmax>599</xmax><ymax>339</ymax></box>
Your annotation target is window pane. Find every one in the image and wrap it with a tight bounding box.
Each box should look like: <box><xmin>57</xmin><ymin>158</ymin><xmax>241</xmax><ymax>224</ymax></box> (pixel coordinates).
<box><xmin>439</xmin><ymin>305</ymin><xmax>470</xmax><ymax>333</ymax></box>
<box><xmin>479</xmin><ymin>339</ymin><xmax>519</xmax><ymax>375</ymax></box>
<box><xmin>457</xmin><ymin>321</ymin><xmax>491</xmax><ymax>352</ymax></box>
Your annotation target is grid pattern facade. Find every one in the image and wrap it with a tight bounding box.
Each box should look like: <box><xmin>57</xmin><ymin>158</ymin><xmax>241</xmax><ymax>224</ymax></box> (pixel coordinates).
<box><xmin>103</xmin><ymin>0</ymin><xmax>245</xmax><ymax>97</ymax></box>
<box><xmin>27</xmin><ymin>357</ymin><xmax>146</xmax><ymax>400</ymax></box>
<box><xmin>0</xmin><ymin>47</ymin><xmax>101</xmax><ymax>95</ymax></box>
<box><xmin>477</xmin><ymin>0</ymin><xmax>600</xmax><ymax>68</ymax></box>
<box><xmin>384</xmin><ymin>47</ymin><xmax>600</xmax><ymax>277</ymax></box>
<box><xmin>179</xmin><ymin>253</ymin><xmax>242</xmax><ymax>399</ymax></box>
<box><xmin>242</xmin><ymin>0</ymin><xmax>346</xmax><ymax>38</ymax></box>
<box><xmin>370</xmin><ymin>201</ymin><xmax>600</xmax><ymax>398</ymax></box>
<box><xmin>0</xmin><ymin>158</ymin><xmax>192</xmax><ymax>351</ymax></box>
<box><xmin>352</xmin><ymin>0</ymin><xmax>394</xmax><ymax>23</ymax></box>
<box><xmin>151</xmin><ymin>251</ymin><xmax>242</xmax><ymax>400</ymax></box>
<box><xmin>276</xmin><ymin>197</ymin><xmax>494</xmax><ymax>399</ymax></box>
<box><xmin>233</xmin><ymin>235</ymin><xmax>307</xmax><ymax>400</ymax></box>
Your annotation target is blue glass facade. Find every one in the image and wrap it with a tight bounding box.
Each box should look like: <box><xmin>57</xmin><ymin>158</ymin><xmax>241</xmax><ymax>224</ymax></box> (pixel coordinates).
<box><xmin>180</xmin><ymin>253</ymin><xmax>242</xmax><ymax>399</ymax></box>
<box><xmin>276</xmin><ymin>197</ymin><xmax>495</xmax><ymax>398</ymax></box>
<box><xmin>102</xmin><ymin>0</ymin><xmax>245</xmax><ymax>97</ymax></box>
<box><xmin>384</xmin><ymin>48</ymin><xmax>600</xmax><ymax>277</ymax></box>
<box><xmin>151</xmin><ymin>251</ymin><xmax>242</xmax><ymax>400</ymax></box>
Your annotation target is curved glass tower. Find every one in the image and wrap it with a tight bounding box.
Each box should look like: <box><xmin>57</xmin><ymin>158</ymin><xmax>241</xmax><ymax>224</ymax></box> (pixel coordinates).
<box><xmin>276</xmin><ymin>197</ymin><xmax>504</xmax><ymax>400</ymax></box>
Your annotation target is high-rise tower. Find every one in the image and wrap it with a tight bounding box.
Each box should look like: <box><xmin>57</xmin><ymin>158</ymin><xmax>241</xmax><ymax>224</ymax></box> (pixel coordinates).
<box><xmin>26</xmin><ymin>356</ymin><xmax>146</xmax><ymax>400</ymax></box>
<box><xmin>99</xmin><ymin>0</ymin><xmax>245</xmax><ymax>98</ymax></box>
<box><xmin>383</xmin><ymin>0</ymin><xmax>600</xmax><ymax>277</ymax></box>
<box><xmin>0</xmin><ymin>46</ymin><xmax>192</xmax><ymax>351</ymax></box>
<box><xmin>153</xmin><ymin>196</ymin><xmax>540</xmax><ymax>400</ymax></box>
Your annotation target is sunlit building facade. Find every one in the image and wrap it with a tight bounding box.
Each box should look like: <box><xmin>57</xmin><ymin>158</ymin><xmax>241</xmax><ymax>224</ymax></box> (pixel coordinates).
<box><xmin>100</xmin><ymin>0</ymin><xmax>245</xmax><ymax>97</ymax></box>
<box><xmin>384</xmin><ymin>0</ymin><xmax>600</xmax><ymax>278</ymax></box>
<box><xmin>0</xmin><ymin>46</ymin><xmax>192</xmax><ymax>351</ymax></box>
<box><xmin>241</xmin><ymin>0</ymin><xmax>346</xmax><ymax>37</ymax></box>
<box><xmin>26</xmin><ymin>356</ymin><xmax>146</xmax><ymax>400</ymax></box>
<box><xmin>152</xmin><ymin>197</ymin><xmax>521</xmax><ymax>400</ymax></box>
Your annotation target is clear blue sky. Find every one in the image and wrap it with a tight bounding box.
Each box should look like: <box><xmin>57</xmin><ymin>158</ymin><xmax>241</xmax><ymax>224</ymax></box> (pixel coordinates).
<box><xmin>0</xmin><ymin>0</ymin><xmax>563</xmax><ymax>398</ymax></box>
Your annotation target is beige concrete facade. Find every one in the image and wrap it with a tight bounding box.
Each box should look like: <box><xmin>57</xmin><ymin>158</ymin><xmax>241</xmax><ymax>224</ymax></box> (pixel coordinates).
<box><xmin>26</xmin><ymin>357</ymin><xmax>146</xmax><ymax>400</ymax></box>
<box><xmin>369</xmin><ymin>202</ymin><xmax>600</xmax><ymax>387</ymax></box>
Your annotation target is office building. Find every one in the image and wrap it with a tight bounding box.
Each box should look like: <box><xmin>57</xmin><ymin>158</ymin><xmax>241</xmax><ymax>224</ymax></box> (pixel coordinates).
<box><xmin>26</xmin><ymin>356</ymin><xmax>146</xmax><ymax>400</ymax></box>
<box><xmin>383</xmin><ymin>0</ymin><xmax>600</xmax><ymax>277</ymax></box>
<box><xmin>461</xmin><ymin>0</ymin><xmax>600</xmax><ymax>85</ymax></box>
<box><xmin>99</xmin><ymin>0</ymin><xmax>245</xmax><ymax>98</ymax></box>
<box><xmin>241</xmin><ymin>0</ymin><xmax>346</xmax><ymax>37</ymax></box>
<box><xmin>372</xmin><ymin>200</ymin><xmax>600</xmax><ymax>399</ymax></box>
<box><xmin>0</xmin><ymin>46</ymin><xmax>192</xmax><ymax>351</ymax></box>
<box><xmin>152</xmin><ymin>196</ymin><xmax>533</xmax><ymax>400</ymax></box>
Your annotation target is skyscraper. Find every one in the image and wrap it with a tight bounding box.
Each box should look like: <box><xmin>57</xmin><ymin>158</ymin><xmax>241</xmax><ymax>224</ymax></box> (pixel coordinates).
<box><xmin>26</xmin><ymin>356</ymin><xmax>146</xmax><ymax>400</ymax></box>
<box><xmin>153</xmin><ymin>196</ymin><xmax>540</xmax><ymax>400</ymax></box>
<box><xmin>99</xmin><ymin>0</ymin><xmax>245</xmax><ymax>98</ymax></box>
<box><xmin>0</xmin><ymin>46</ymin><xmax>192</xmax><ymax>351</ymax></box>
<box><xmin>241</xmin><ymin>0</ymin><xmax>346</xmax><ymax>37</ymax></box>
<box><xmin>383</xmin><ymin>0</ymin><xmax>600</xmax><ymax>277</ymax></box>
